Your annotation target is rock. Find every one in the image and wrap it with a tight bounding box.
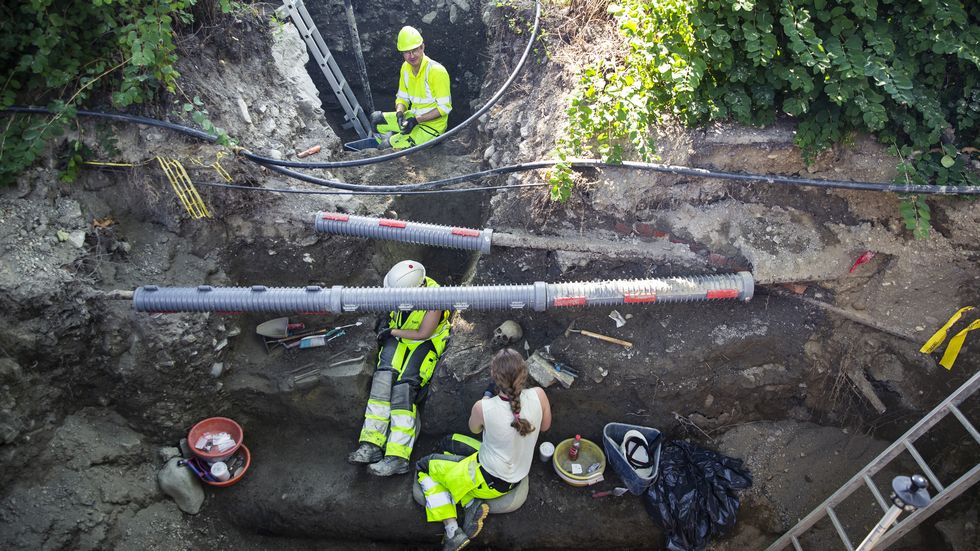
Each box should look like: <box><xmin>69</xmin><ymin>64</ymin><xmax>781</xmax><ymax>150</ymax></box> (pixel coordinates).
<box><xmin>67</xmin><ymin>230</ymin><xmax>86</xmax><ymax>248</ymax></box>
<box><xmin>210</xmin><ymin>362</ymin><xmax>224</xmax><ymax>378</ymax></box>
<box><xmin>158</xmin><ymin>447</ymin><xmax>181</xmax><ymax>463</ymax></box>
<box><xmin>236</xmin><ymin>96</ymin><xmax>253</xmax><ymax>125</ymax></box>
<box><xmin>269</xmin><ymin>149</ymin><xmax>283</xmax><ymax>160</ymax></box>
<box><xmin>453</xmin><ymin>0</ymin><xmax>471</xmax><ymax>10</ymax></box>
<box><xmin>450</xmin><ymin>4</ymin><xmax>458</xmax><ymax>24</ymax></box>
<box><xmin>0</xmin><ymin>357</ymin><xmax>22</xmax><ymax>382</ymax></box>
<box><xmin>158</xmin><ymin>457</ymin><xmax>205</xmax><ymax>514</ymax></box>
<box><xmin>422</xmin><ymin>11</ymin><xmax>437</xmax><ymax>24</ymax></box>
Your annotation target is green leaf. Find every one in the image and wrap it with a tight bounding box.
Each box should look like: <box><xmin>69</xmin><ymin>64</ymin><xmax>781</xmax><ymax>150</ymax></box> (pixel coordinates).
<box><xmin>940</xmin><ymin>155</ymin><xmax>955</xmax><ymax>168</ymax></box>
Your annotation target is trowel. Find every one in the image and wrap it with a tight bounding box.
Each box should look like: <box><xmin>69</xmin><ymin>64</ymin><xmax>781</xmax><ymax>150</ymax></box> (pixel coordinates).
<box><xmin>256</xmin><ymin>317</ymin><xmax>305</xmax><ymax>338</ymax></box>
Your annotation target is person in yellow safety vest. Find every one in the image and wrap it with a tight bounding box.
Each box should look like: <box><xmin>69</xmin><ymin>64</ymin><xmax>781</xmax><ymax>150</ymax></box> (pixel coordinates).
<box><xmin>348</xmin><ymin>260</ymin><xmax>452</xmax><ymax>476</ymax></box>
<box><xmin>415</xmin><ymin>349</ymin><xmax>552</xmax><ymax>551</ymax></box>
<box><xmin>369</xmin><ymin>25</ymin><xmax>452</xmax><ymax>149</ymax></box>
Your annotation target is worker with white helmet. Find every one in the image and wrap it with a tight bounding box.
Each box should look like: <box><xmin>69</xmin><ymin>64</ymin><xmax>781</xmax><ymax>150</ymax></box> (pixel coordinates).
<box><xmin>349</xmin><ymin>260</ymin><xmax>452</xmax><ymax>476</ymax></box>
<box><xmin>370</xmin><ymin>25</ymin><xmax>452</xmax><ymax>149</ymax></box>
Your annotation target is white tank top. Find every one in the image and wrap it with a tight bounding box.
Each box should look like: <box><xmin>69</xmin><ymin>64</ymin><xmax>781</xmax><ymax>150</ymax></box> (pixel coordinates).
<box><xmin>478</xmin><ymin>389</ymin><xmax>542</xmax><ymax>483</ymax></box>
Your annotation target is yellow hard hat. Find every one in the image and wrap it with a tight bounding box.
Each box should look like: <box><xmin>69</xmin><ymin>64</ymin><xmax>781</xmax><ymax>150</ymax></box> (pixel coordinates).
<box><xmin>397</xmin><ymin>26</ymin><xmax>424</xmax><ymax>52</ymax></box>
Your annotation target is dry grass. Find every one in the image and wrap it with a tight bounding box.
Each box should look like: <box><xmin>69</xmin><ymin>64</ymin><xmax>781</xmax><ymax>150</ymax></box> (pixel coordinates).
<box><xmin>543</xmin><ymin>0</ymin><xmax>623</xmax><ymax>68</ymax></box>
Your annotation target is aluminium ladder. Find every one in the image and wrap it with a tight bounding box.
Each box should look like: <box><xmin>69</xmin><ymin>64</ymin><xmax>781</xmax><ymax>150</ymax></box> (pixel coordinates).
<box><xmin>766</xmin><ymin>369</ymin><xmax>980</xmax><ymax>551</ymax></box>
<box><xmin>281</xmin><ymin>0</ymin><xmax>372</xmax><ymax>138</ymax></box>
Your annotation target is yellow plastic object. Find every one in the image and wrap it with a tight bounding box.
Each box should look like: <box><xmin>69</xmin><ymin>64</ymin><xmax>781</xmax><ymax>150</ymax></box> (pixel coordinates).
<box><xmin>553</xmin><ymin>437</ymin><xmax>605</xmax><ymax>487</ymax></box>
<box><xmin>156</xmin><ymin>156</ymin><xmax>212</xmax><ymax>219</ymax></box>
<box><xmin>397</xmin><ymin>25</ymin><xmax>423</xmax><ymax>51</ymax></box>
<box><xmin>921</xmin><ymin>306</ymin><xmax>978</xmax><ymax>370</ymax></box>
<box><xmin>190</xmin><ymin>151</ymin><xmax>232</xmax><ymax>182</ymax></box>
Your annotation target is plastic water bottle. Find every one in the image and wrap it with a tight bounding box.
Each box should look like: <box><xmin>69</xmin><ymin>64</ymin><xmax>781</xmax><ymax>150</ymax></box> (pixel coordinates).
<box><xmin>569</xmin><ymin>434</ymin><xmax>581</xmax><ymax>460</ymax></box>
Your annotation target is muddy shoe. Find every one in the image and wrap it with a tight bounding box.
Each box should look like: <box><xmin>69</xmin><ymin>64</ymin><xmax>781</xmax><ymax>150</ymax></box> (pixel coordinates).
<box><xmin>461</xmin><ymin>499</ymin><xmax>489</xmax><ymax>539</ymax></box>
<box><xmin>441</xmin><ymin>531</ymin><xmax>469</xmax><ymax>551</ymax></box>
<box><xmin>348</xmin><ymin>443</ymin><xmax>383</xmax><ymax>464</ymax></box>
<box><xmin>367</xmin><ymin>456</ymin><xmax>409</xmax><ymax>476</ymax></box>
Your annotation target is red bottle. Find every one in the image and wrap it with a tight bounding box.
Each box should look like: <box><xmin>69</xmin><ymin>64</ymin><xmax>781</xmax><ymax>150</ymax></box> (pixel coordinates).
<box><xmin>569</xmin><ymin>434</ymin><xmax>582</xmax><ymax>460</ymax></box>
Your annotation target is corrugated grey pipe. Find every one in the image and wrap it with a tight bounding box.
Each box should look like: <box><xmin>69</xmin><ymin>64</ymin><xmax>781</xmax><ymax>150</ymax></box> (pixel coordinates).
<box><xmin>132</xmin><ymin>272</ymin><xmax>754</xmax><ymax>314</ymax></box>
<box><xmin>314</xmin><ymin>212</ymin><xmax>494</xmax><ymax>253</ymax></box>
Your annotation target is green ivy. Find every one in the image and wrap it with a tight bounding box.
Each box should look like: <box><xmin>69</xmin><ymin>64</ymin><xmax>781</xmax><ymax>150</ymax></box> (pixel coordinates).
<box><xmin>551</xmin><ymin>0</ymin><xmax>980</xmax><ymax>238</ymax></box>
<box><xmin>0</xmin><ymin>0</ymin><xmax>235</xmax><ymax>186</ymax></box>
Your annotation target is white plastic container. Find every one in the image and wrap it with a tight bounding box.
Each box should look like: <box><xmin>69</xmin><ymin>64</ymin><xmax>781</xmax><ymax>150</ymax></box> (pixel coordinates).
<box><xmin>210</xmin><ymin>461</ymin><xmax>231</xmax><ymax>482</ymax></box>
<box><xmin>538</xmin><ymin>441</ymin><xmax>555</xmax><ymax>463</ymax></box>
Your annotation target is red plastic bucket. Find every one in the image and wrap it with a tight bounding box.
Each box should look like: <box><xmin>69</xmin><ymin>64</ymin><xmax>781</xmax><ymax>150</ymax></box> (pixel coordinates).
<box><xmin>203</xmin><ymin>444</ymin><xmax>251</xmax><ymax>487</ymax></box>
<box><xmin>187</xmin><ymin>417</ymin><xmax>243</xmax><ymax>462</ymax></box>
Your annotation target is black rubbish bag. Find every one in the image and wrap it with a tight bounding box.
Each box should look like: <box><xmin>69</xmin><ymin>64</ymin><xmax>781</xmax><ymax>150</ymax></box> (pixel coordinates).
<box><xmin>643</xmin><ymin>440</ymin><xmax>753</xmax><ymax>551</ymax></box>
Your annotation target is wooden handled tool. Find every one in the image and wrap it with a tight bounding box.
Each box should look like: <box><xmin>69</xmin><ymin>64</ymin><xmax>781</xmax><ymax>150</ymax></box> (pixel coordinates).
<box><xmin>564</xmin><ymin>321</ymin><xmax>633</xmax><ymax>349</ymax></box>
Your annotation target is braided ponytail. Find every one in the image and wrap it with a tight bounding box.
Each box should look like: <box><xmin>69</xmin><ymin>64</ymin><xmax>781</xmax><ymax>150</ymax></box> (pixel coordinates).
<box><xmin>491</xmin><ymin>348</ymin><xmax>535</xmax><ymax>436</ymax></box>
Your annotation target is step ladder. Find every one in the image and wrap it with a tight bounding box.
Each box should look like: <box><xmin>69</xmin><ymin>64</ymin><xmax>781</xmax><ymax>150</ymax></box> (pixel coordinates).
<box><xmin>281</xmin><ymin>0</ymin><xmax>372</xmax><ymax>138</ymax></box>
<box><xmin>766</xmin><ymin>369</ymin><xmax>980</xmax><ymax>551</ymax></box>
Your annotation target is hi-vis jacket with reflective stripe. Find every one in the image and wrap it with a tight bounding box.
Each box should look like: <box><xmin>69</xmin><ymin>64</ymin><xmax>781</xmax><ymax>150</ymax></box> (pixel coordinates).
<box><xmin>387</xmin><ymin>277</ymin><xmax>451</xmax><ymax>353</ymax></box>
<box><xmin>396</xmin><ymin>55</ymin><xmax>452</xmax><ymax>135</ymax></box>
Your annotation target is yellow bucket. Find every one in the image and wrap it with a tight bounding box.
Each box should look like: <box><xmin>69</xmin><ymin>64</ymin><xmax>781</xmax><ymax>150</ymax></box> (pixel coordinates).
<box><xmin>552</xmin><ymin>437</ymin><xmax>605</xmax><ymax>486</ymax></box>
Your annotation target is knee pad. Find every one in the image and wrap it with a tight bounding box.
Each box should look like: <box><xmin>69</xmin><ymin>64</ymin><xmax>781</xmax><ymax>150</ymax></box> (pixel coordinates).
<box><xmin>390</xmin><ymin>382</ymin><xmax>416</xmax><ymax>411</ymax></box>
<box><xmin>369</xmin><ymin>369</ymin><xmax>395</xmax><ymax>400</ymax></box>
<box><xmin>370</xmin><ymin>110</ymin><xmax>385</xmax><ymax>126</ymax></box>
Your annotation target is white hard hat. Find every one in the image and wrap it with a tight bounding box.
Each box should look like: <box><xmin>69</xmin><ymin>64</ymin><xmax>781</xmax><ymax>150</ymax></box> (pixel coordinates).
<box><xmin>384</xmin><ymin>260</ymin><xmax>426</xmax><ymax>288</ymax></box>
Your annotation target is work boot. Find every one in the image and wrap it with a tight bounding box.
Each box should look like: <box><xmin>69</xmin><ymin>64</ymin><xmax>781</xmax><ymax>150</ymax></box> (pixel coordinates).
<box><xmin>441</xmin><ymin>531</ymin><xmax>469</xmax><ymax>551</ymax></box>
<box><xmin>367</xmin><ymin>456</ymin><xmax>410</xmax><ymax>476</ymax></box>
<box><xmin>348</xmin><ymin>443</ymin><xmax>383</xmax><ymax>464</ymax></box>
<box><xmin>375</xmin><ymin>131</ymin><xmax>394</xmax><ymax>149</ymax></box>
<box><xmin>461</xmin><ymin>499</ymin><xmax>489</xmax><ymax>539</ymax></box>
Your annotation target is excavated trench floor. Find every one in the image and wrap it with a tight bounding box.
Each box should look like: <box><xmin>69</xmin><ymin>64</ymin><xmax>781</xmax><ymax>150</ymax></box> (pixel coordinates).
<box><xmin>2</xmin><ymin>4</ymin><xmax>979</xmax><ymax>551</ymax></box>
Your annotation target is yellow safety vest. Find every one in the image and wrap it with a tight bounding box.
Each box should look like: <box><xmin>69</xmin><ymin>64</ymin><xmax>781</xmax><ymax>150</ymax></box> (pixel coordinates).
<box><xmin>388</xmin><ymin>277</ymin><xmax>451</xmax><ymax>353</ymax></box>
<box><xmin>395</xmin><ymin>55</ymin><xmax>452</xmax><ymax>135</ymax></box>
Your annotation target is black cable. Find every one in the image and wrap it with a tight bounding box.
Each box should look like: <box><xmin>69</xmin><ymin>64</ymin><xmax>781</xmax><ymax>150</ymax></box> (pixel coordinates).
<box><xmin>240</xmin><ymin>0</ymin><xmax>542</xmax><ymax>168</ymax></box>
<box><xmin>194</xmin><ymin>180</ymin><xmax>551</xmax><ymax>195</ymax></box>
<box><xmin>9</xmin><ymin>104</ymin><xmax>980</xmax><ymax>195</ymax></box>
<box><xmin>259</xmin><ymin>158</ymin><xmax>980</xmax><ymax>195</ymax></box>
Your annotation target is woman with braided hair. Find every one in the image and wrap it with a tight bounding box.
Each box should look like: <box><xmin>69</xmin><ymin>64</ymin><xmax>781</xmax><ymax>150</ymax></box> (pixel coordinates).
<box><xmin>415</xmin><ymin>348</ymin><xmax>552</xmax><ymax>551</ymax></box>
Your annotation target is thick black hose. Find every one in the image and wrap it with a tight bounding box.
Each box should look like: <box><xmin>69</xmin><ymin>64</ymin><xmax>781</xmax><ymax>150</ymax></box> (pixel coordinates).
<box><xmin>6</xmin><ymin>105</ymin><xmax>980</xmax><ymax>195</ymax></box>
<box><xmin>239</xmin><ymin>0</ymin><xmax>542</xmax><ymax>168</ymax></box>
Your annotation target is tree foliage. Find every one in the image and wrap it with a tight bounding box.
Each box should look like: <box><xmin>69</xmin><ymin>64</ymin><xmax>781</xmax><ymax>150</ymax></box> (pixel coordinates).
<box><xmin>551</xmin><ymin>0</ymin><xmax>980</xmax><ymax>231</ymax></box>
<box><xmin>0</xmin><ymin>0</ymin><xmax>234</xmax><ymax>186</ymax></box>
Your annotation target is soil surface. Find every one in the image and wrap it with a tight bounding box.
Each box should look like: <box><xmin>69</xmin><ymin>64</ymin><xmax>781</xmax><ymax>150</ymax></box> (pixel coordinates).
<box><xmin>1</xmin><ymin>2</ymin><xmax>978</xmax><ymax>551</ymax></box>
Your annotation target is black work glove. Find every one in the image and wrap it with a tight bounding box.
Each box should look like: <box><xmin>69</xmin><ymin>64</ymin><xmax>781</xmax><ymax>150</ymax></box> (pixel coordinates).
<box><xmin>396</xmin><ymin>111</ymin><xmax>406</xmax><ymax>129</ymax></box>
<box><xmin>483</xmin><ymin>380</ymin><xmax>498</xmax><ymax>399</ymax></box>
<box><xmin>400</xmin><ymin>116</ymin><xmax>418</xmax><ymax>134</ymax></box>
<box><xmin>373</xmin><ymin>315</ymin><xmax>387</xmax><ymax>333</ymax></box>
<box><xmin>376</xmin><ymin>327</ymin><xmax>394</xmax><ymax>343</ymax></box>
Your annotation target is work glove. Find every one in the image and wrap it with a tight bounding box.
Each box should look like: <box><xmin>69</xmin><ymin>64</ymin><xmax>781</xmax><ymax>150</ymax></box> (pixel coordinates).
<box><xmin>483</xmin><ymin>380</ymin><xmax>498</xmax><ymax>399</ymax></box>
<box><xmin>396</xmin><ymin>111</ymin><xmax>406</xmax><ymax>129</ymax></box>
<box><xmin>373</xmin><ymin>315</ymin><xmax>387</xmax><ymax>333</ymax></box>
<box><xmin>376</xmin><ymin>327</ymin><xmax>394</xmax><ymax>343</ymax></box>
<box><xmin>400</xmin><ymin>116</ymin><xmax>418</xmax><ymax>134</ymax></box>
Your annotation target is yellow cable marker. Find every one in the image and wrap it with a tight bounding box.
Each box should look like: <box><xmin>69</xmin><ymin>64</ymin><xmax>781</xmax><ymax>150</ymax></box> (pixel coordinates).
<box><xmin>920</xmin><ymin>306</ymin><xmax>974</xmax><ymax>353</ymax></box>
<box><xmin>156</xmin><ymin>156</ymin><xmax>212</xmax><ymax>219</ymax></box>
<box><xmin>939</xmin><ymin>320</ymin><xmax>980</xmax><ymax>370</ymax></box>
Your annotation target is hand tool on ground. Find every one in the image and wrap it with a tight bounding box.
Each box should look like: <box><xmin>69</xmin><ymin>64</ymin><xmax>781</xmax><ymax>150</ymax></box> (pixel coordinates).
<box><xmin>564</xmin><ymin>321</ymin><xmax>633</xmax><ymax>349</ymax></box>
<box><xmin>591</xmin><ymin>487</ymin><xmax>628</xmax><ymax>498</ymax></box>
<box><xmin>270</xmin><ymin>321</ymin><xmax>363</xmax><ymax>345</ymax></box>
<box><xmin>256</xmin><ymin>317</ymin><xmax>305</xmax><ymax>338</ymax></box>
<box><xmin>285</xmin><ymin>321</ymin><xmax>363</xmax><ymax>349</ymax></box>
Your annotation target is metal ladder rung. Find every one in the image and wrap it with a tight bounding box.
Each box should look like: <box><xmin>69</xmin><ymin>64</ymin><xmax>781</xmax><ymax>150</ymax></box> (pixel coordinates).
<box><xmin>902</xmin><ymin>440</ymin><xmax>944</xmax><ymax>492</ymax></box>
<box><xmin>826</xmin><ymin>506</ymin><xmax>854</xmax><ymax>551</ymax></box>
<box><xmin>863</xmin><ymin>474</ymin><xmax>889</xmax><ymax>513</ymax></box>
<box><xmin>949</xmin><ymin>404</ymin><xmax>980</xmax><ymax>445</ymax></box>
